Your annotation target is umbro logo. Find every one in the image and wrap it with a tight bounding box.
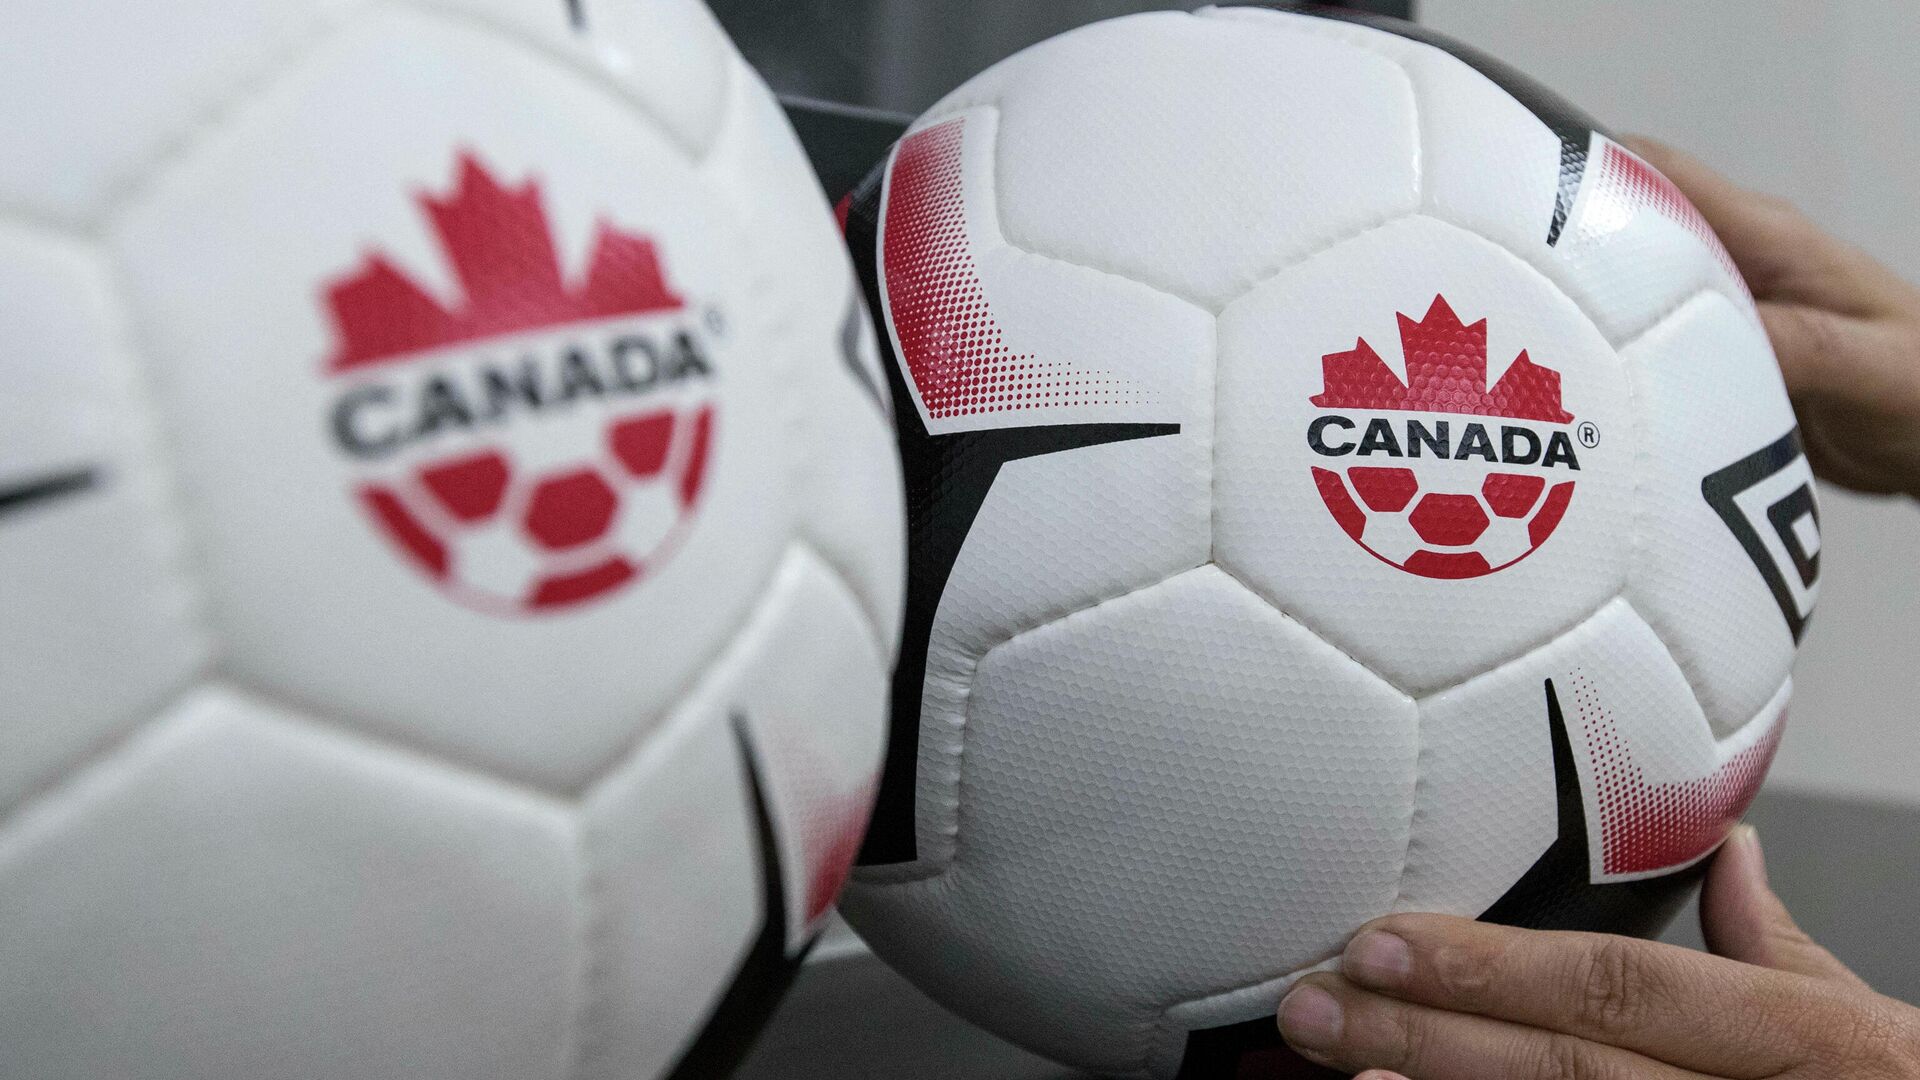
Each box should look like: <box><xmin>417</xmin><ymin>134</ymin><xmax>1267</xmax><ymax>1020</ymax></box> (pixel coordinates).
<box><xmin>1703</xmin><ymin>429</ymin><xmax>1819</xmax><ymax>642</ymax></box>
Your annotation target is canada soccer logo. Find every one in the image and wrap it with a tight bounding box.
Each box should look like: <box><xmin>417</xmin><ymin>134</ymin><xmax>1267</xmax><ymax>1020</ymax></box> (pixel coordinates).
<box><xmin>321</xmin><ymin>152</ymin><xmax>718</xmax><ymax>615</ymax></box>
<box><xmin>1307</xmin><ymin>296</ymin><xmax>1582</xmax><ymax>579</ymax></box>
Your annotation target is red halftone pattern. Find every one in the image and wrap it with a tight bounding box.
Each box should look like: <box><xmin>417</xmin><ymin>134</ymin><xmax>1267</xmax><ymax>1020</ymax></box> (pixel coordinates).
<box><xmin>326</xmin><ymin>153</ymin><xmax>683</xmax><ymax>372</ymax></box>
<box><xmin>1596</xmin><ymin>141</ymin><xmax>1744</xmax><ymax>289</ymax></box>
<box><xmin>1568</xmin><ymin>673</ymin><xmax>1782</xmax><ymax>877</ymax></box>
<box><xmin>881</xmin><ymin>117</ymin><xmax>1135</xmax><ymax>419</ymax></box>
<box><xmin>1312</xmin><ymin>296</ymin><xmax>1573</xmax><ymax>424</ymax></box>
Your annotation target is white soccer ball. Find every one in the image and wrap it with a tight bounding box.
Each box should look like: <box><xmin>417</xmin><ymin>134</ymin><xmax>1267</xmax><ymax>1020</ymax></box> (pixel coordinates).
<box><xmin>838</xmin><ymin>8</ymin><xmax>1817</xmax><ymax>1077</ymax></box>
<box><xmin>0</xmin><ymin>1</ymin><xmax>902</xmax><ymax>1077</ymax></box>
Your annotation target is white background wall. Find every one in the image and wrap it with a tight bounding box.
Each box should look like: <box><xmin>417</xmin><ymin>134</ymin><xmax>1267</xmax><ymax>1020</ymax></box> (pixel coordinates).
<box><xmin>1422</xmin><ymin>0</ymin><xmax>1920</xmax><ymax>808</ymax></box>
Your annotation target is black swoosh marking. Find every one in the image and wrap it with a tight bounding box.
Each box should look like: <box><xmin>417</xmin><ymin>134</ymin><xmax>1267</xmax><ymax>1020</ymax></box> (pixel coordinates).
<box><xmin>662</xmin><ymin>711</ymin><xmax>810</xmax><ymax>1080</ymax></box>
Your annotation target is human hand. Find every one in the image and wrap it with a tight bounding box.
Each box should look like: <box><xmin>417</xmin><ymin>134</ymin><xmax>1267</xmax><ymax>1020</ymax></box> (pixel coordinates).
<box><xmin>1275</xmin><ymin>825</ymin><xmax>1920</xmax><ymax>1079</ymax></box>
<box><xmin>1624</xmin><ymin>136</ymin><xmax>1920</xmax><ymax>499</ymax></box>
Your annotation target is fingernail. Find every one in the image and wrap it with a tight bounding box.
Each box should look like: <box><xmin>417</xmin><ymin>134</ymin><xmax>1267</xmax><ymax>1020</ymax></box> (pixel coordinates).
<box><xmin>1733</xmin><ymin>823</ymin><xmax>1769</xmax><ymax>889</ymax></box>
<box><xmin>1277</xmin><ymin>983</ymin><xmax>1343</xmax><ymax>1050</ymax></box>
<box><xmin>1343</xmin><ymin>930</ymin><xmax>1411</xmax><ymax>987</ymax></box>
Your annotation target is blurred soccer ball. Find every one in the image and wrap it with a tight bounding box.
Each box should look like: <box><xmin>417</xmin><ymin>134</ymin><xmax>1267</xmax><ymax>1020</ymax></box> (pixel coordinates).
<box><xmin>0</xmin><ymin>1</ymin><xmax>901</xmax><ymax>1077</ymax></box>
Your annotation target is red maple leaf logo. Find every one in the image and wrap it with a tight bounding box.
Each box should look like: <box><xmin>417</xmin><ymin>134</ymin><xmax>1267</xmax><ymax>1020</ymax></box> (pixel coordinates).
<box><xmin>1312</xmin><ymin>295</ymin><xmax>1573</xmax><ymax>424</ymax></box>
<box><xmin>325</xmin><ymin>152</ymin><xmax>684</xmax><ymax>372</ymax></box>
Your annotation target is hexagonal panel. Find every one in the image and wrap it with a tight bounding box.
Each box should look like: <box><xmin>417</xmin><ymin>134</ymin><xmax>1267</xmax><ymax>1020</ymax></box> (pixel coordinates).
<box><xmin>988</xmin><ymin>10</ymin><xmax>1418</xmax><ymax>308</ymax></box>
<box><xmin>843</xmin><ymin>566</ymin><xmax>1417</xmax><ymax>1075</ymax></box>
<box><xmin>1623</xmin><ymin>292</ymin><xmax>1805</xmax><ymax>737</ymax></box>
<box><xmin>0</xmin><ymin>688</ymin><xmax>578</xmax><ymax>1079</ymax></box>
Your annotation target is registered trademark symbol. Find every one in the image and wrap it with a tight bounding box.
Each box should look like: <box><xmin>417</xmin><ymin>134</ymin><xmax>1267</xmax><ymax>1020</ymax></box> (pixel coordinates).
<box><xmin>1577</xmin><ymin>421</ymin><xmax>1600</xmax><ymax>449</ymax></box>
<box><xmin>704</xmin><ymin>306</ymin><xmax>727</xmax><ymax>337</ymax></box>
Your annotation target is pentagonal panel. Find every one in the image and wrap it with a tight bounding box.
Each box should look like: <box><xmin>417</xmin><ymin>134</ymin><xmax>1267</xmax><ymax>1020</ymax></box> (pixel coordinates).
<box><xmin>110</xmin><ymin>7</ymin><xmax>794</xmax><ymax>790</ymax></box>
<box><xmin>985</xmin><ymin>10</ymin><xmax>1418</xmax><ymax>309</ymax></box>
<box><xmin>417</xmin><ymin>0</ymin><xmax>732</xmax><ymax>157</ymax></box>
<box><xmin>1623</xmin><ymin>291</ymin><xmax>1808</xmax><ymax>737</ymax></box>
<box><xmin>0</xmin><ymin>0</ymin><xmax>359</xmax><ymax>225</ymax></box>
<box><xmin>1372</xmin><ymin>16</ymin><xmax>1567</xmax><ymax>264</ymax></box>
<box><xmin>0</xmin><ymin>227</ymin><xmax>207</xmax><ymax>811</ymax></box>
<box><xmin>1209</xmin><ymin>6</ymin><xmax>1573</xmax><ymax>270</ymax></box>
<box><xmin>1216</xmin><ymin>214</ymin><xmax>1631</xmax><ymax>694</ymax></box>
<box><xmin>843</xmin><ymin>566</ymin><xmax>1417</xmax><ymax>1076</ymax></box>
<box><xmin>0</xmin><ymin>687</ymin><xmax>578</xmax><ymax>1080</ymax></box>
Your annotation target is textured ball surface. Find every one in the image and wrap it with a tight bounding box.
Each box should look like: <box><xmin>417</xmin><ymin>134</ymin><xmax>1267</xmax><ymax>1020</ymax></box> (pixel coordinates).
<box><xmin>0</xmin><ymin>1</ymin><xmax>902</xmax><ymax>1077</ymax></box>
<box><xmin>838</xmin><ymin>8</ymin><xmax>1817</xmax><ymax>1078</ymax></box>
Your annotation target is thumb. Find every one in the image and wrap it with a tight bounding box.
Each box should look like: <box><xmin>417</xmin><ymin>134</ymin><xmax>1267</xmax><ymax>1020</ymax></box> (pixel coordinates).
<box><xmin>1701</xmin><ymin>824</ymin><xmax>1867</xmax><ymax>988</ymax></box>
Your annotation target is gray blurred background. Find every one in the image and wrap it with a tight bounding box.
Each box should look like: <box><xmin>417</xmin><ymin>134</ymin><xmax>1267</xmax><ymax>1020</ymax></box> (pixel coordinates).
<box><xmin>713</xmin><ymin>2</ymin><xmax>1920</xmax><ymax>1075</ymax></box>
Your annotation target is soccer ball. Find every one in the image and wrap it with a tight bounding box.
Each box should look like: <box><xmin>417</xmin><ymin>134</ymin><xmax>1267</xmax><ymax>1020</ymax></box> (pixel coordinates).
<box><xmin>0</xmin><ymin>1</ymin><xmax>902</xmax><ymax>1077</ymax></box>
<box><xmin>838</xmin><ymin>8</ymin><xmax>1817</xmax><ymax>1078</ymax></box>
